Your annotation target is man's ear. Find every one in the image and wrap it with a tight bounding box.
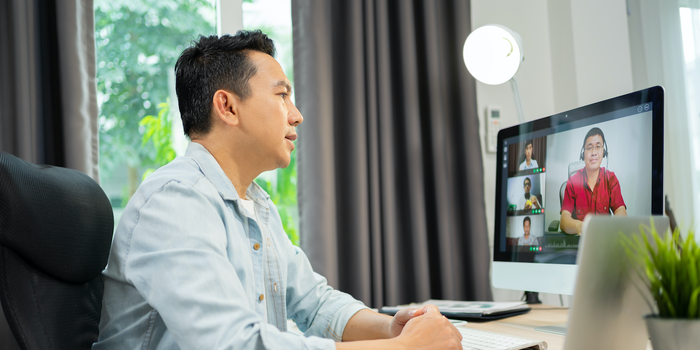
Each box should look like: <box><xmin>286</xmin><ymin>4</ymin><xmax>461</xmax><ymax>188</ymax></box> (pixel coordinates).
<box><xmin>211</xmin><ymin>90</ymin><xmax>240</xmax><ymax>127</ymax></box>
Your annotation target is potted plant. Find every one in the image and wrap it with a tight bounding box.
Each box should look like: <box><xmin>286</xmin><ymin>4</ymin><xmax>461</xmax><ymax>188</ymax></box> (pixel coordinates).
<box><xmin>622</xmin><ymin>220</ymin><xmax>700</xmax><ymax>349</ymax></box>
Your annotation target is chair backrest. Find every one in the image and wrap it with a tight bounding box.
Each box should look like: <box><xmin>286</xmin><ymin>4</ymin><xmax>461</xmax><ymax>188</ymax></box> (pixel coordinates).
<box><xmin>0</xmin><ymin>153</ymin><xmax>113</xmax><ymax>350</ymax></box>
<box><xmin>559</xmin><ymin>161</ymin><xmax>586</xmax><ymax>208</ymax></box>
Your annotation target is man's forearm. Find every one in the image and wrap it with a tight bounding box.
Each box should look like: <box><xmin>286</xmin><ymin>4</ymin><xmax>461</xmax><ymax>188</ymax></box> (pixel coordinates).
<box><xmin>614</xmin><ymin>206</ymin><xmax>627</xmax><ymax>216</ymax></box>
<box><xmin>560</xmin><ymin>211</ymin><xmax>581</xmax><ymax>235</ymax></box>
<box><xmin>341</xmin><ymin>309</ymin><xmax>393</xmax><ymax>341</ymax></box>
<box><xmin>336</xmin><ymin>338</ymin><xmax>403</xmax><ymax>350</ymax></box>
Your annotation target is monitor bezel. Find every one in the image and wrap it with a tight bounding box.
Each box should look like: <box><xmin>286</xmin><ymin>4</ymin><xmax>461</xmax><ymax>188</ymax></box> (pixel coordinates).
<box><xmin>491</xmin><ymin>86</ymin><xmax>664</xmax><ymax>293</ymax></box>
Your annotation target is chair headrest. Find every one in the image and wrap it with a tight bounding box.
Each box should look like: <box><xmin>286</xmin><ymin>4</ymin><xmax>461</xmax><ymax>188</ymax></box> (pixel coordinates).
<box><xmin>0</xmin><ymin>153</ymin><xmax>114</xmax><ymax>283</ymax></box>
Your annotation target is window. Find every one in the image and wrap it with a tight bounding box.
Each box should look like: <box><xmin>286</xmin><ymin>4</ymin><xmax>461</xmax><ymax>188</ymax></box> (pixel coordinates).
<box><xmin>680</xmin><ymin>6</ymin><xmax>700</xmax><ymax>222</ymax></box>
<box><xmin>95</xmin><ymin>0</ymin><xmax>298</xmax><ymax>245</ymax></box>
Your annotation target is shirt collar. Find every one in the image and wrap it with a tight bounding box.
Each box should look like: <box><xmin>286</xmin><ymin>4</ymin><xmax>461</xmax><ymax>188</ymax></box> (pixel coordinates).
<box><xmin>185</xmin><ymin>142</ymin><xmax>270</xmax><ymax>204</ymax></box>
<box><xmin>581</xmin><ymin>167</ymin><xmax>605</xmax><ymax>188</ymax></box>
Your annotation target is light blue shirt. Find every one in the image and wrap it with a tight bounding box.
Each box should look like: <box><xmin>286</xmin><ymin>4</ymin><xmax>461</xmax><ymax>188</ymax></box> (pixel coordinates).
<box><xmin>93</xmin><ymin>142</ymin><xmax>367</xmax><ymax>350</ymax></box>
<box><xmin>519</xmin><ymin>159</ymin><xmax>538</xmax><ymax>170</ymax></box>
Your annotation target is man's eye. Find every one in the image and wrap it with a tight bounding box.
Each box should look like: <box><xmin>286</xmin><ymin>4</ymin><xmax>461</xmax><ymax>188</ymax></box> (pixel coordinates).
<box><xmin>281</xmin><ymin>93</ymin><xmax>287</xmax><ymax>99</ymax></box>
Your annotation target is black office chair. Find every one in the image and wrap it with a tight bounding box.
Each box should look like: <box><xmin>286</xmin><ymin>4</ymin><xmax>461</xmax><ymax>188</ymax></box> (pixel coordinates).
<box><xmin>0</xmin><ymin>152</ymin><xmax>113</xmax><ymax>349</ymax></box>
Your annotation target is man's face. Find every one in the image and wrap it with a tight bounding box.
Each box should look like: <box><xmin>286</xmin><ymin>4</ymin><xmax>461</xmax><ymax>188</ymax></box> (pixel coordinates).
<box><xmin>583</xmin><ymin>134</ymin><xmax>604</xmax><ymax>171</ymax></box>
<box><xmin>236</xmin><ymin>51</ymin><xmax>303</xmax><ymax>170</ymax></box>
<box><xmin>523</xmin><ymin>220</ymin><xmax>530</xmax><ymax>235</ymax></box>
<box><xmin>523</xmin><ymin>179</ymin><xmax>531</xmax><ymax>195</ymax></box>
<box><xmin>525</xmin><ymin>143</ymin><xmax>532</xmax><ymax>160</ymax></box>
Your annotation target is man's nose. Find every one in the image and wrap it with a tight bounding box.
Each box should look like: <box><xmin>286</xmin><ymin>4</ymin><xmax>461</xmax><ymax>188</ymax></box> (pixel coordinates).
<box><xmin>289</xmin><ymin>101</ymin><xmax>303</xmax><ymax>126</ymax></box>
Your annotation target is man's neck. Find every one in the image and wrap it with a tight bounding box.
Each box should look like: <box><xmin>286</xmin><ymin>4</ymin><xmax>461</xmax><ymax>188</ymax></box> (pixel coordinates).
<box><xmin>524</xmin><ymin>233</ymin><xmax>530</xmax><ymax>239</ymax></box>
<box><xmin>585</xmin><ymin>167</ymin><xmax>600</xmax><ymax>187</ymax></box>
<box><xmin>526</xmin><ymin>159</ymin><xmax>531</xmax><ymax>166</ymax></box>
<box><xmin>192</xmin><ymin>139</ymin><xmax>259</xmax><ymax>199</ymax></box>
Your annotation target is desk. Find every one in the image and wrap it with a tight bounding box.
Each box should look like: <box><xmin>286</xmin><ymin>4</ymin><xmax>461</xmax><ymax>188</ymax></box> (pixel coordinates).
<box><xmin>459</xmin><ymin>304</ymin><xmax>568</xmax><ymax>350</ymax></box>
<box><xmin>288</xmin><ymin>305</ymin><xmax>652</xmax><ymax>349</ymax></box>
<box><xmin>458</xmin><ymin>304</ymin><xmax>653</xmax><ymax>350</ymax></box>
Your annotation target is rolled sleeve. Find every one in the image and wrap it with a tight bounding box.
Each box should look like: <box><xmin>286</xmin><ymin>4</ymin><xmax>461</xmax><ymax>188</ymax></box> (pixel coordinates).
<box><xmin>283</xmin><ymin>245</ymin><xmax>369</xmax><ymax>342</ymax></box>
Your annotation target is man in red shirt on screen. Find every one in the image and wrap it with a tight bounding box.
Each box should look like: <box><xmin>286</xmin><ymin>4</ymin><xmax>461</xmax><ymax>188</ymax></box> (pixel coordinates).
<box><xmin>560</xmin><ymin>127</ymin><xmax>627</xmax><ymax>235</ymax></box>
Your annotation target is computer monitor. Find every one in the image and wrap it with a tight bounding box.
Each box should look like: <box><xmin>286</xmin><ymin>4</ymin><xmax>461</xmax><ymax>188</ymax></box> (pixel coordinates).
<box><xmin>492</xmin><ymin>86</ymin><xmax>664</xmax><ymax>295</ymax></box>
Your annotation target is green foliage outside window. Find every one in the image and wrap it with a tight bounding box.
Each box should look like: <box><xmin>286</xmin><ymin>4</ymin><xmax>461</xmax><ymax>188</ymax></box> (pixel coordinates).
<box><xmin>254</xmin><ymin>158</ymin><xmax>299</xmax><ymax>245</ymax></box>
<box><xmin>140</xmin><ymin>101</ymin><xmax>176</xmax><ymax>181</ymax></box>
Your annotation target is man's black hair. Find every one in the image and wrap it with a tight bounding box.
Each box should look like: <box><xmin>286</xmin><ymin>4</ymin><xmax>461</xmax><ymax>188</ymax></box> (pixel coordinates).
<box><xmin>174</xmin><ymin>30</ymin><xmax>276</xmax><ymax>137</ymax></box>
<box><xmin>525</xmin><ymin>140</ymin><xmax>533</xmax><ymax>148</ymax></box>
<box><xmin>583</xmin><ymin>127</ymin><xmax>606</xmax><ymax>146</ymax></box>
<box><xmin>523</xmin><ymin>216</ymin><xmax>531</xmax><ymax>226</ymax></box>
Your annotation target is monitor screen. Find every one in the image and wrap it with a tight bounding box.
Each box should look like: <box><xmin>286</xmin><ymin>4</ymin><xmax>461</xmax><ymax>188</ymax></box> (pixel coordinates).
<box><xmin>491</xmin><ymin>86</ymin><xmax>664</xmax><ymax>295</ymax></box>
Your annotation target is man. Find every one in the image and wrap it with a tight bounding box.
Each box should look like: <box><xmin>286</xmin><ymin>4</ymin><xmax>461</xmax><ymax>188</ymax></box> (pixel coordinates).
<box><xmin>518</xmin><ymin>177</ymin><xmax>541</xmax><ymax>210</ymax></box>
<box><xmin>92</xmin><ymin>31</ymin><xmax>462</xmax><ymax>349</ymax></box>
<box><xmin>560</xmin><ymin>127</ymin><xmax>626</xmax><ymax>235</ymax></box>
<box><xmin>517</xmin><ymin>217</ymin><xmax>538</xmax><ymax>246</ymax></box>
<box><xmin>518</xmin><ymin>140</ymin><xmax>538</xmax><ymax>170</ymax></box>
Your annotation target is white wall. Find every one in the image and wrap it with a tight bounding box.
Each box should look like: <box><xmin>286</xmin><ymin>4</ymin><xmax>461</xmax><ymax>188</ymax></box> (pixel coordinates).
<box><xmin>472</xmin><ymin>0</ymin><xmax>636</xmax><ymax>306</ymax></box>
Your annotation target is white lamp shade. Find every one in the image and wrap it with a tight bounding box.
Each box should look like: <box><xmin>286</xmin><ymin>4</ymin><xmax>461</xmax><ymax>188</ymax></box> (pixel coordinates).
<box><xmin>463</xmin><ymin>25</ymin><xmax>524</xmax><ymax>85</ymax></box>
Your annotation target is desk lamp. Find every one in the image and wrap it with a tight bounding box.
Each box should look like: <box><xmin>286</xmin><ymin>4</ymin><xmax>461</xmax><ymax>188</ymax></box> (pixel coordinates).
<box><xmin>463</xmin><ymin>24</ymin><xmax>525</xmax><ymax>123</ymax></box>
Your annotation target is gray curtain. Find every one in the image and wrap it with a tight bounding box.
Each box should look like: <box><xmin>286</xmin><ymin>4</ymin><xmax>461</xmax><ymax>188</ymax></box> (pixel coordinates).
<box><xmin>293</xmin><ymin>0</ymin><xmax>492</xmax><ymax>308</ymax></box>
<box><xmin>0</xmin><ymin>0</ymin><xmax>99</xmax><ymax>180</ymax></box>
<box><xmin>0</xmin><ymin>2</ymin><xmax>97</xmax><ymax>346</ymax></box>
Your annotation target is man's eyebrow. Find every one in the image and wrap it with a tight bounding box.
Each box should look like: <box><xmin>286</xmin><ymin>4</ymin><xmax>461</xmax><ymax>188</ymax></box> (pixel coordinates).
<box><xmin>273</xmin><ymin>81</ymin><xmax>292</xmax><ymax>93</ymax></box>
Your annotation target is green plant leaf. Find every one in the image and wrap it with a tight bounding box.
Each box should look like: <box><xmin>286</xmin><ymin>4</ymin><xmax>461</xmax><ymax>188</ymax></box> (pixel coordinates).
<box><xmin>688</xmin><ymin>287</ymin><xmax>700</xmax><ymax>318</ymax></box>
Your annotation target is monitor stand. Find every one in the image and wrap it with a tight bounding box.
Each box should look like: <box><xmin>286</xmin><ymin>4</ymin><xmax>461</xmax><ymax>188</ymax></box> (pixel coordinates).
<box><xmin>524</xmin><ymin>291</ymin><xmax>542</xmax><ymax>304</ymax></box>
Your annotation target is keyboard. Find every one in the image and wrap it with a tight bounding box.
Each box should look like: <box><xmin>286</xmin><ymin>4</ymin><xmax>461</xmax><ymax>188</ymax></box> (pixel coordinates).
<box><xmin>458</xmin><ymin>326</ymin><xmax>548</xmax><ymax>350</ymax></box>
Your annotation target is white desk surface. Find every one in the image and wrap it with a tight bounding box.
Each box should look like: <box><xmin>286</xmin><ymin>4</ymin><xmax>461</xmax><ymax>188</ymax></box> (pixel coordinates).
<box><xmin>457</xmin><ymin>304</ymin><xmax>653</xmax><ymax>350</ymax></box>
<box><xmin>288</xmin><ymin>304</ymin><xmax>652</xmax><ymax>349</ymax></box>
<box><xmin>459</xmin><ymin>304</ymin><xmax>568</xmax><ymax>350</ymax></box>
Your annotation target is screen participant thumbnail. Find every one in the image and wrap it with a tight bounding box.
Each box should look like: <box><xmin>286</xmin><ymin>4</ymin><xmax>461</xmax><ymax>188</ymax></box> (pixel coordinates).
<box><xmin>507</xmin><ymin>173</ymin><xmax>546</xmax><ymax>213</ymax></box>
<box><xmin>505</xmin><ymin>214</ymin><xmax>544</xmax><ymax>248</ymax></box>
<box><xmin>507</xmin><ymin>137</ymin><xmax>547</xmax><ymax>176</ymax></box>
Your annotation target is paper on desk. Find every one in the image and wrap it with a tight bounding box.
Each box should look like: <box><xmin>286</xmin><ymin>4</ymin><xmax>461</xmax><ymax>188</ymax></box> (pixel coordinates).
<box><xmin>383</xmin><ymin>299</ymin><xmax>529</xmax><ymax>315</ymax></box>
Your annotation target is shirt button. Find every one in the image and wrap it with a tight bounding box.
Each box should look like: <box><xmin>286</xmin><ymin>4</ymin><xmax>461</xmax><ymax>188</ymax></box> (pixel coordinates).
<box><xmin>253</xmin><ymin>243</ymin><xmax>260</xmax><ymax>250</ymax></box>
<box><xmin>259</xmin><ymin>294</ymin><xmax>264</xmax><ymax>301</ymax></box>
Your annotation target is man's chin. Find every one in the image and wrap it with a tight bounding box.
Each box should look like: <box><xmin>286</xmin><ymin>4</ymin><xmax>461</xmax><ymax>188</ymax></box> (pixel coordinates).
<box><xmin>276</xmin><ymin>156</ymin><xmax>292</xmax><ymax>169</ymax></box>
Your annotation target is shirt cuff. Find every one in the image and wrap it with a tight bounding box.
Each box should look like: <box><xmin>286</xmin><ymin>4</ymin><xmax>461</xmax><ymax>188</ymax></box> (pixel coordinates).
<box><xmin>326</xmin><ymin>300</ymin><xmax>369</xmax><ymax>342</ymax></box>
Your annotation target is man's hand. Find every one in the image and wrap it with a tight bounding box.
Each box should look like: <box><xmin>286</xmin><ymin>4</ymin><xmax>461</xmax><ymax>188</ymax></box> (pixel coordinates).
<box><xmin>388</xmin><ymin>306</ymin><xmax>426</xmax><ymax>338</ymax></box>
<box><xmin>529</xmin><ymin>196</ymin><xmax>541</xmax><ymax>209</ymax></box>
<box><xmin>392</xmin><ymin>305</ymin><xmax>462</xmax><ymax>350</ymax></box>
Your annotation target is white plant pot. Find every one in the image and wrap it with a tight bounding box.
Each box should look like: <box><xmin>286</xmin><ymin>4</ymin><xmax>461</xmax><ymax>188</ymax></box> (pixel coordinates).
<box><xmin>644</xmin><ymin>315</ymin><xmax>700</xmax><ymax>350</ymax></box>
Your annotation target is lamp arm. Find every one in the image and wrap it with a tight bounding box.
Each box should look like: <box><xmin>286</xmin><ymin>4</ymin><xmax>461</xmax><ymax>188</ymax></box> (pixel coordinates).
<box><xmin>510</xmin><ymin>77</ymin><xmax>525</xmax><ymax>124</ymax></box>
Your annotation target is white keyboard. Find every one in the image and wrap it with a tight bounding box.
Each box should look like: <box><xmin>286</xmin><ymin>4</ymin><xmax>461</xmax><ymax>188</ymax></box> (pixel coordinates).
<box><xmin>458</xmin><ymin>326</ymin><xmax>547</xmax><ymax>350</ymax></box>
